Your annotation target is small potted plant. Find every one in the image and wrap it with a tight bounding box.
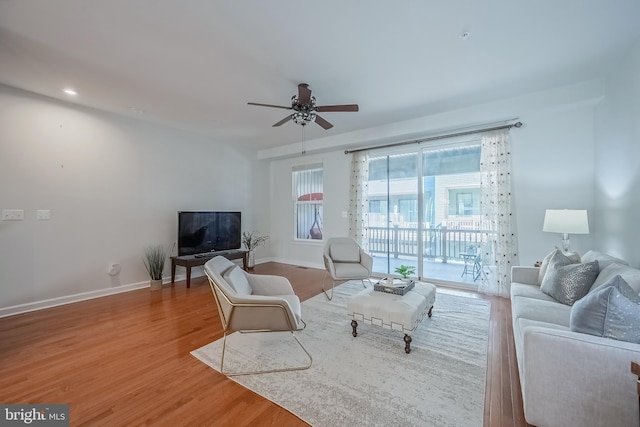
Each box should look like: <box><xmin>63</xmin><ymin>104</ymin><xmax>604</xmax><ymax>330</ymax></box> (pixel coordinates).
<box><xmin>394</xmin><ymin>265</ymin><xmax>416</xmax><ymax>280</ymax></box>
<box><xmin>143</xmin><ymin>245</ymin><xmax>168</xmax><ymax>290</ymax></box>
<box><xmin>241</xmin><ymin>231</ymin><xmax>269</xmax><ymax>269</ymax></box>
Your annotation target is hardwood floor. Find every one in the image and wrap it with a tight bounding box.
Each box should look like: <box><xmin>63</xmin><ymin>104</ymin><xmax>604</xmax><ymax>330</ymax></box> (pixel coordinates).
<box><xmin>0</xmin><ymin>262</ymin><xmax>530</xmax><ymax>426</ymax></box>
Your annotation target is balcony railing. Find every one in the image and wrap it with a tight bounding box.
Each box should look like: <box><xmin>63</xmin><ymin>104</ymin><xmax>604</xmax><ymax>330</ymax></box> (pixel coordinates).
<box><xmin>368</xmin><ymin>225</ymin><xmax>494</xmax><ymax>262</ymax></box>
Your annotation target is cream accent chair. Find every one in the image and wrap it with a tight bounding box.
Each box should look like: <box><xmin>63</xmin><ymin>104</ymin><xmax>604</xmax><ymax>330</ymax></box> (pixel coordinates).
<box><xmin>204</xmin><ymin>256</ymin><xmax>312</xmax><ymax>376</ymax></box>
<box><xmin>322</xmin><ymin>237</ymin><xmax>373</xmax><ymax>300</ymax></box>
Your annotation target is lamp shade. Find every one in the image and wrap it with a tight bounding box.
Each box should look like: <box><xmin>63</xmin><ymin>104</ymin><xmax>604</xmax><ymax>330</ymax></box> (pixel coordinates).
<box><xmin>543</xmin><ymin>209</ymin><xmax>589</xmax><ymax>234</ymax></box>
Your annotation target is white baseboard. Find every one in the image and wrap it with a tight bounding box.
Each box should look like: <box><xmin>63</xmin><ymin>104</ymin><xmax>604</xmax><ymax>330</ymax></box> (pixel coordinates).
<box><xmin>0</xmin><ymin>258</ymin><xmax>314</xmax><ymax>318</ymax></box>
<box><xmin>0</xmin><ymin>278</ymin><xmax>170</xmax><ymax>318</ymax></box>
<box><xmin>269</xmin><ymin>257</ymin><xmax>324</xmax><ymax>270</ymax></box>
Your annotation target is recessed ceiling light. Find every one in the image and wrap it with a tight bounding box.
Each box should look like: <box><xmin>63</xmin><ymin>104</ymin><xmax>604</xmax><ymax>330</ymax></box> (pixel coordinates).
<box><xmin>63</xmin><ymin>88</ymin><xmax>77</xmax><ymax>96</ymax></box>
<box><xmin>459</xmin><ymin>32</ymin><xmax>470</xmax><ymax>40</ymax></box>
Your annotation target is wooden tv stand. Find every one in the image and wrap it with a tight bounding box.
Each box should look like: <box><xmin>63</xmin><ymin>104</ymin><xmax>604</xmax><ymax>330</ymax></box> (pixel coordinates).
<box><xmin>170</xmin><ymin>249</ymin><xmax>248</xmax><ymax>288</ymax></box>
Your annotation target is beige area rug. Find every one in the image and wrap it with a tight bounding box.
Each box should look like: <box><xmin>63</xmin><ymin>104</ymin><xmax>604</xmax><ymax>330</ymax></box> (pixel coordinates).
<box><xmin>192</xmin><ymin>281</ymin><xmax>490</xmax><ymax>427</ymax></box>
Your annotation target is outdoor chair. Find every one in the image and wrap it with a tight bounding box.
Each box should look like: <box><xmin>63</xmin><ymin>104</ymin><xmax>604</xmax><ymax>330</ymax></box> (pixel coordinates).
<box><xmin>461</xmin><ymin>248</ymin><xmax>482</xmax><ymax>282</ymax></box>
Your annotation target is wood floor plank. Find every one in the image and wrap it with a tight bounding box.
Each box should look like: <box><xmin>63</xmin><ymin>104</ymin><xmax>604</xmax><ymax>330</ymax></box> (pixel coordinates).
<box><xmin>0</xmin><ymin>262</ymin><xmax>527</xmax><ymax>426</ymax></box>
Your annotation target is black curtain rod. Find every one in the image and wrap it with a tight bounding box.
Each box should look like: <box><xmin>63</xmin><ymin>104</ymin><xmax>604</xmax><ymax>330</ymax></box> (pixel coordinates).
<box><xmin>344</xmin><ymin>121</ymin><xmax>523</xmax><ymax>155</ymax></box>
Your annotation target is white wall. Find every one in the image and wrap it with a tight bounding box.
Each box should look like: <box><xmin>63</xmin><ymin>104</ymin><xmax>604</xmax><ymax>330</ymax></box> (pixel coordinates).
<box><xmin>0</xmin><ymin>85</ymin><xmax>268</xmax><ymax>315</ymax></box>
<box><xmin>594</xmin><ymin>40</ymin><xmax>640</xmax><ymax>266</ymax></box>
<box><xmin>266</xmin><ymin>82</ymin><xmax>603</xmax><ymax>270</ymax></box>
<box><xmin>512</xmin><ymin>106</ymin><xmax>596</xmax><ymax>264</ymax></box>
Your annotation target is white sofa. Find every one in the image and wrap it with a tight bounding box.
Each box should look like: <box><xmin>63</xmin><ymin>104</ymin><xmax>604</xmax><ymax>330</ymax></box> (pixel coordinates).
<box><xmin>510</xmin><ymin>251</ymin><xmax>640</xmax><ymax>427</ymax></box>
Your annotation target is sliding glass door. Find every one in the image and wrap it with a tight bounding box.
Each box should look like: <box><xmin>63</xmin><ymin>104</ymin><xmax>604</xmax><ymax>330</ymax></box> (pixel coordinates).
<box><xmin>365</xmin><ymin>140</ymin><xmax>482</xmax><ymax>286</ymax></box>
<box><xmin>367</xmin><ymin>152</ymin><xmax>419</xmax><ymax>275</ymax></box>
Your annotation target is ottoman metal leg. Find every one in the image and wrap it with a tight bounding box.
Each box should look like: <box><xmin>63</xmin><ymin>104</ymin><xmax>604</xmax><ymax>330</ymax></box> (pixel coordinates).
<box><xmin>428</xmin><ymin>305</ymin><xmax>433</xmax><ymax>318</ymax></box>
<box><xmin>351</xmin><ymin>320</ymin><xmax>358</xmax><ymax>337</ymax></box>
<box><xmin>404</xmin><ymin>334</ymin><xmax>412</xmax><ymax>353</ymax></box>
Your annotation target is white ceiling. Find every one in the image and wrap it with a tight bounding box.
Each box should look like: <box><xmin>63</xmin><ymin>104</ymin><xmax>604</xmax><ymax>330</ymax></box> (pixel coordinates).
<box><xmin>1</xmin><ymin>1</ymin><xmax>639</xmax><ymax>151</ymax></box>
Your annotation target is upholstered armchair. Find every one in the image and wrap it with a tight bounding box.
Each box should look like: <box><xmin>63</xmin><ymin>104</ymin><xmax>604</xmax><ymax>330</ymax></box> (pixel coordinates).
<box><xmin>204</xmin><ymin>256</ymin><xmax>312</xmax><ymax>375</ymax></box>
<box><xmin>322</xmin><ymin>237</ymin><xmax>373</xmax><ymax>300</ymax></box>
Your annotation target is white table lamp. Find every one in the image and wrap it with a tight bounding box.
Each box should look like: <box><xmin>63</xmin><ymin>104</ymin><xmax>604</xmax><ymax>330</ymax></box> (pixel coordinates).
<box><xmin>543</xmin><ymin>209</ymin><xmax>589</xmax><ymax>252</ymax></box>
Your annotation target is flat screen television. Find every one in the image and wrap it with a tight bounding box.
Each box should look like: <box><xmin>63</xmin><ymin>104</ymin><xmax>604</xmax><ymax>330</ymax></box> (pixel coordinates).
<box><xmin>178</xmin><ymin>211</ymin><xmax>241</xmax><ymax>256</ymax></box>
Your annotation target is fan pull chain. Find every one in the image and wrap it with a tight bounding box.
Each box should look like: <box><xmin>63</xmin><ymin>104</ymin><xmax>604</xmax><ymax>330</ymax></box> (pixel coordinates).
<box><xmin>301</xmin><ymin>124</ymin><xmax>307</xmax><ymax>155</ymax></box>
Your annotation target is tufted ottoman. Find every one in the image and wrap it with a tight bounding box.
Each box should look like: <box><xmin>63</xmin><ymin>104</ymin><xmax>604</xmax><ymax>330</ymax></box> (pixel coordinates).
<box><xmin>347</xmin><ymin>281</ymin><xmax>436</xmax><ymax>353</ymax></box>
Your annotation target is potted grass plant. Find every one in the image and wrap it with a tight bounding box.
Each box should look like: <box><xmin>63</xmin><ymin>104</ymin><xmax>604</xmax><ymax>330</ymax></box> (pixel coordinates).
<box><xmin>143</xmin><ymin>244</ymin><xmax>168</xmax><ymax>290</ymax></box>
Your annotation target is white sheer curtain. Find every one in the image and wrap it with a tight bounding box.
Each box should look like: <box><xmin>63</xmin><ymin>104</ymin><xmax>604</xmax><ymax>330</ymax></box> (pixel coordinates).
<box><xmin>349</xmin><ymin>152</ymin><xmax>369</xmax><ymax>251</ymax></box>
<box><xmin>478</xmin><ymin>130</ymin><xmax>519</xmax><ymax>298</ymax></box>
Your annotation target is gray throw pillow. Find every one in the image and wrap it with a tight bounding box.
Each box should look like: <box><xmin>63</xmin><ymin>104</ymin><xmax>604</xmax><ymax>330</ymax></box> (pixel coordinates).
<box><xmin>589</xmin><ymin>262</ymin><xmax>640</xmax><ymax>294</ymax></box>
<box><xmin>570</xmin><ymin>275</ymin><xmax>640</xmax><ymax>344</ymax></box>
<box><xmin>538</xmin><ymin>248</ymin><xmax>581</xmax><ymax>285</ymax></box>
<box><xmin>541</xmin><ymin>261</ymin><xmax>599</xmax><ymax>305</ymax></box>
<box><xmin>540</xmin><ymin>249</ymin><xmax>582</xmax><ymax>289</ymax></box>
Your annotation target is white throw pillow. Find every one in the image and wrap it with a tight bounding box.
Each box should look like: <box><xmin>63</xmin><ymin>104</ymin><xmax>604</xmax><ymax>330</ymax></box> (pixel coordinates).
<box><xmin>581</xmin><ymin>250</ymin><xmax>628</xmax><ymax>270</ymax></box>
<box><xmin>330</xmin><ymin>243</ymin><xmax>361</xmax><ymax>263</ymax></box>
<box><xmin>223</xmin><ymin>266</ymin><xmax>253</xmax><ymax>295</ymax></box>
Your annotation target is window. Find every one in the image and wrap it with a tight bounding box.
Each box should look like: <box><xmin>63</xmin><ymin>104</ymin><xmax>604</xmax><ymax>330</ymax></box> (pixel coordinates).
<box><xmin>293</xmin><ymin>164</ymin><xmax>323</xmax><ymax>240</ymax></box>
<box><xmin>456</xmin><ymin>193</ymin><xmax>473</xmax><ymax>215</ymax></box>
<box><xmin>448</xmin><ymin>188</ymin><xmax>480</xmax><ymax>216</ymax></box>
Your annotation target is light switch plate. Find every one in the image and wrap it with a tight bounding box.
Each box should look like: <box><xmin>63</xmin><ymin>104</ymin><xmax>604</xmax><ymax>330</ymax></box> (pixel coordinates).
<box><xmin>2</xmin><ymin>209</ymin><xmax>24</xmax><ymax>220</ymax></box>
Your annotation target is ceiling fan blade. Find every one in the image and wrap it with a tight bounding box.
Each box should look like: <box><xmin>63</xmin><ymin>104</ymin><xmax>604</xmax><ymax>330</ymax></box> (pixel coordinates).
<box><xmin>314</xmin><ymin>115</ymin><xmax>333</xmax><ymax>130</ymax></box>
<box><xmin>248</xmin><ymin>102</ymin><xmax>292</xmax><ymax>110</ymax></box>
<box><xmin>298</xmin><ymin>83</ymin><xmax>312</xmax><ymax>105</ymax></box>
<box><xmin>273</xmin><ymin>115</ymin><xmax>293</xmax><ymax>127</ymax></box>
<box><xmin>316</xmin><ymin>104</ymin><xmax>359</xmax><ymax>112</ymax></box>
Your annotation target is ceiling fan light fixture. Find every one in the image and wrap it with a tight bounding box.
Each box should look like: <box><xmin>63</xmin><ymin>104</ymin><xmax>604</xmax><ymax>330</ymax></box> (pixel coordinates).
<box><xmin>291</xmin><ymin>94</ymin><xmax>317</xmax><ymax>126</ymax></box>
<box><xmin>290</xmin><ymin>95</ymin><xmax>317</xmax><ymax>108</ymax></box>
<box><xmin>292</xmin><ymin>110</ymin><xmax>316</xmax><ymax>126</ymax></box>
<box><xmin>248</xmin><ymin>83</ymin><xmax>357</xmax><ymax>130</ymax></box>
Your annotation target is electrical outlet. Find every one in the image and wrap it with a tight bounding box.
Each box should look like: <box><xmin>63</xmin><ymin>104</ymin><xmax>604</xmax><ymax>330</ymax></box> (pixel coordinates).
<box><xmin>2</xmin><ymin>209</ymin><xmax>24</xmax><ymax>221</ymax></box>
<box><xmin>108</xmin><ymin>263</ymin><xmax>121</xmax><ymax>276</ymax></box>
